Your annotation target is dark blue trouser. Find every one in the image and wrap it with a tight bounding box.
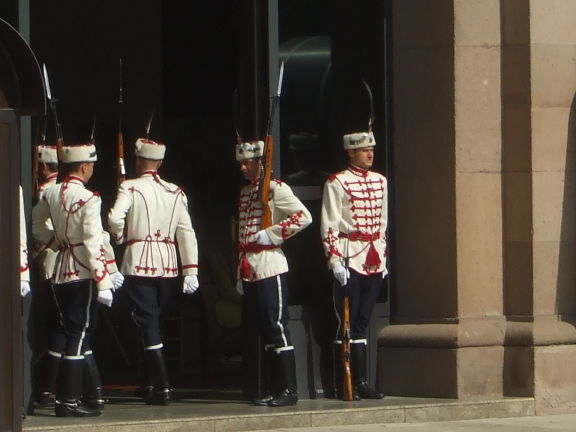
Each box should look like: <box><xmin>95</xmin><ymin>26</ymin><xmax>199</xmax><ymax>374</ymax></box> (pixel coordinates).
<box><xmin>126</xmin><ymin>276</ymin><xmax>176</xmax><ymax>348</ymax></box>
<box><xmin>53</xmin><ymin>280</ymin><xmax>98</xmax><ymax>358</ymax></box>
<box><xmin>333</xmin><ymin>269</ymin><xmax>383</xmax><ymax>342</ymax></box>
<box><xmin>243</xmin><ymin>273</ymin><xmax>293</xmax><ymax>351</ymax></box>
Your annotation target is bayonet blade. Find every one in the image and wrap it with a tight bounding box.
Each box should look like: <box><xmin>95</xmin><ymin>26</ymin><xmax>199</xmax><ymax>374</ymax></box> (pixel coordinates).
<box><xmin>43</xmin><ymin>64</ymin><xmax>52</xmax><ymax>101</ymax></box>
<box><xmin>145</xmin><ymin>110</ymin><xmax>155</xmax><ymax>138</ymax></box>
<box><xmin>264</xmin><ymin>62</ymin><xmax>285</xmax><ymax>137</ymax></box>
<box><xmin>90</xmin><ymin>115</ymin><xmax>96</xmax><ymax>142</ymax></box>
<box><xmin>276</xmin><ymin>61</ymin><xmax>284</xmax><ymax>97</ymax></box>
<box><xmin>43</xmin><ymin>63</ymin><xmax>64</xmax><ymax>142</ymax></box>
<box><xmin>362</xmin><ymin>79</ymin><xmax>375</xmax><ymax>130</ymax></box>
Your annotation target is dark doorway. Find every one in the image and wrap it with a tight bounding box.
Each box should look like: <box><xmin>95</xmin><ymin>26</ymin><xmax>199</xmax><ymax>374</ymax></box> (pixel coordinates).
<box><xmin>26</xmin><ymin>0</ymin><xmax>393</xmax><ymax>402</ymax></box>
<box><xmin>28</xmin><ymin>0</ymin><xmax>245</xmax><ymax>398</ymax></box>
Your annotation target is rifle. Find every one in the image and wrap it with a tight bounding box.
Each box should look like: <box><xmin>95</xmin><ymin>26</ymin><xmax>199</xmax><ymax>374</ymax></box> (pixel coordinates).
<box><xmin>341</xmin><ymin>295</ymin><xmax>353</xmax><ymax>401</ymax></box>
<box><xmin>32</xmin><ymin>115</ymin><xmax>48</xmax><ymax>199</ymax></box>
<box><xmin>42</xmin><ymin>64</ymin><xmax>64</xmax><ymax>181</ymax></box>
<box><xmin>258</xmin><ymin>62</ymin><xmax>284</xmax><ymax>229</ymax></box>
<box><xmin>341</xmin><ymin>238</ymin><xmax>353</xmax><ymax>401</ymax></box>
<box><xmin>117</xmin><ymin>58</ymin><xmax>126</xmax><ymax>185</ymax></box>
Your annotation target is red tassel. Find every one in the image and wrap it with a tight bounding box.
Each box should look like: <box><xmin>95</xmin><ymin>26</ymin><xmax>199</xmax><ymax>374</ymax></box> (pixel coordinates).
<box><xmin>365</xmin><ymin>242</ymin><xmax>381</xmax><ymax>268</ymax></box>
<box><xmin>240</xmin><ymin>254</ymin><xmax>251</xmax><ymax>279</ymax></box>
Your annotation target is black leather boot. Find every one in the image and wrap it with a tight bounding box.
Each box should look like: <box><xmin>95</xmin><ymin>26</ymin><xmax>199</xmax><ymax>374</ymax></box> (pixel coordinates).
<box><xmin>351</xmin><ymin>343</ymin><xmax>383</xmax><ymax>400</ymax></box>
<box><xmin>144</xmin><ymin>349</ymin><xmax>172</xmax><ymax>405</ymax></box>
<box><xmin>268</xmin><ymin>350</ymin><xmax>298</xmax><ymax>407</ymax></box>
<box><xmin>253</xmin><ymin>349</ymin><xmax>275</xmax><ymax>406</ymax></box>
<box><xmin>135</xmin><ymin>353</ymin><xmax>155</xmax><ymax>401</ymax></box>
<box><xmin>55</xmin><ymin>358</ymin><xmax>100</xmax><ymax>417</ymax></box>
<box><xmin>82</xmin><ymin>353</ymin><xmax>106</xmax><ymax>410</ymax></box>
<box><xmin>135</xmin><ymin>385</ymin><xmax>155</xmax><ymax>401</ymax></box>
<box><xmin>35</xmin><ymin>351</ymin><xmax>61</xmax><ymax>406</ymax></box>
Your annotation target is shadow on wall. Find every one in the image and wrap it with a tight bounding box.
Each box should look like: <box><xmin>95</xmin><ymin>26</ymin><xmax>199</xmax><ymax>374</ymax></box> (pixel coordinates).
<box><xmin>556</xmin><ymin>92</ymin><xmax>576</xmax><ymax>323</ymax></box>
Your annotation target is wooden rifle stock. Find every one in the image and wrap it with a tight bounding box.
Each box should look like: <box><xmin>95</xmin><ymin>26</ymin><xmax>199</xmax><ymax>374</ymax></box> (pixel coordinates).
<box><xmin>117</xmin><ymin>131</ymin><xmax>125</xmax><ymax>185</ymax></box>
<box><xmin>260</xmin><ymin>134</ymin><xmax>273</xmax><ymax>229</ymax></box>
<box><xmin>341</xmin><ymin>295</ymin><xmax>353</xmax><ymax>401</ymax></box>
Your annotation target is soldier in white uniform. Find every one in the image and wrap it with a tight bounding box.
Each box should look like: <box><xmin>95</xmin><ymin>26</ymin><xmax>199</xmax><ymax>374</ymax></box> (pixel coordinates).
<box><xmin>32</xmin><ymin>145</ymin><xmax>110</xmax><ymax>411</ymax></box>
<box><xmin>235</xmin><ymin>140</ymin><xmax>312</xmax><ymax>407</ymax></box>
<box><xmin>108</xmin><ymin>138</ymin><xmax>199</xmax><ymax>405</ymax></box>
<box><xmin>320</xmin><ymin>130</ymin><xmax>387</xmax><ymax>400</ymax></box>
<box><xmin>30</xmin><ymin>145</ymin><xmax>64</xmax><ymax>406</ymax></box>
<box><xmin>32</xmin><ymin>144</ymin><xmax>123</xmax><ymax>417</ymax></box>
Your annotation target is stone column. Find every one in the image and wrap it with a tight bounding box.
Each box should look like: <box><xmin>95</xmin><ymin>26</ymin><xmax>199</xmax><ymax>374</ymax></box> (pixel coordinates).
<box><xmin>502</xmin><ymin>0</ymin><xmax>576</xmax><ymax>414</ymax></box>
<box><xmin>379</xmin><ymin>0</ymin><xmax>505</xmax><ymax>399</ymax></box>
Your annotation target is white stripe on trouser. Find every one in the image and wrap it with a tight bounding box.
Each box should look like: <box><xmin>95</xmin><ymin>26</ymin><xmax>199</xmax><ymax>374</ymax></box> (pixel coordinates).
<box><xmin>75</xmin><ymin>281</ymin><xmax>93</xmax><ymax>357</ymax></box>
<box><xmin>63</xmin><ymin>355</ymin><xmax>84</xmax><ymax>360</ymax></box>
<box><xmin>274</xmin><ymin>345</ymin><xmax>294</xmax><ymax>353</ymax></box>
<box><xmin>350</xmin><ymin>339</ymin><xmax>367</xmax><ymax>345</ymax></box>
<box><xmin>144</xmin><ymin>343</ymin><xmax>163</xmax><ymax>351</ymax></box>
<box><xmin>275</xmin><ymin>275</ymin><xmax>288</xmax><ymax>347</ymax></box>
<box><xmin>48</xmin><ymin>350</ymin><xmax>62</xmax><ymax>358</ymax></box>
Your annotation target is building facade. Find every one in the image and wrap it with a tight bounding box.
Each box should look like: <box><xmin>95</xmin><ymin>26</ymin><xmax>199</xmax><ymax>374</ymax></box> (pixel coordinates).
<box><xmin>379</xmin><ymin>0</ymin><xmax>576</xmax><ymax>415</ymax></box>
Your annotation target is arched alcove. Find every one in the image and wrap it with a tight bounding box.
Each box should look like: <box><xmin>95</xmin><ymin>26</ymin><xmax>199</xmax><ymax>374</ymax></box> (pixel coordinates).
<box><xmin>0</xmin><ymin>17</ymin><xmax>44</xmax><ymax>431</ymax></box>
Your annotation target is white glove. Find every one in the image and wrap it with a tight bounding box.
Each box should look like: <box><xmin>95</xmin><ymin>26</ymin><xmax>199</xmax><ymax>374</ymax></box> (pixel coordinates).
<box><xmin>236</xmin><ymin>280</ymin><xmax>244</xmax><ymax>296</ymax></box>
<box><xmin>21</xmin><ymin>281</ymin><xmax>31</xmax><ymax>297</ymax></box>
<box><xmin>97</xmin><ymin>289</ymin><xmax>114</xmax><ymax>307</ymax></box>
<box><xmin>253</xmin><ymin>230</ymin><xmax>273</xmax><ymax>246</ymax></box>
<box><xmin>333</xmin><ymin>266</ymin><xmax>350</xmax><ymax>286</ymax></box>
<box><xmin>183</xmin><ymin>275</ymin><xmax>199</xmax><ymax>294</ymax></box>
<box><xmin>110</xmin><ymin>272</ymin><xmax>125</xmax><ymax>291</ymax></box>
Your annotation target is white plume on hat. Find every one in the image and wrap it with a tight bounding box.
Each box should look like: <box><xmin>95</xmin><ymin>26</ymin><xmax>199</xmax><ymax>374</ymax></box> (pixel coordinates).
<box><xmin>235</xmin><ymin>140</ymin><xmax>264</xmax><ymax>161</ymax></box>
<box><xmin>61</xmin><ymin>144</ymin><xmax>97</xmax><ymax>163</ymax></box>
<box><xmin>343</xmin><ymin>131</ymin><xmax>376</xmax><ymax>150</ymax></box>
<box><xmin>38</xmin><ymin>145</ymin><xmax>58</xmax><ymax>164</ymax></box>
<box><xmin>134</xmin><ymin>138</ymin><xmax>166</xmax><ymax>160</ymax></box>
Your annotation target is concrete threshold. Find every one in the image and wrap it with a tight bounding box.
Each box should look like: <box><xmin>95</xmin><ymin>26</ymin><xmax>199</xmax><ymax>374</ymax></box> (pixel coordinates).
<box><xmin>23</xmin><ymin>394</ymin><xmax>535</xmax><ymax>432</ymax></box>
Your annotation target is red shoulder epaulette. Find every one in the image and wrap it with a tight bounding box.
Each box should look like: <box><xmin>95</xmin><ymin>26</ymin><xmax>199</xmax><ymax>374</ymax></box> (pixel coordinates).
<box><xmin>329</xmin><ymin>170</ymin><xmax>347</xmax><ymax>182</ymax></box>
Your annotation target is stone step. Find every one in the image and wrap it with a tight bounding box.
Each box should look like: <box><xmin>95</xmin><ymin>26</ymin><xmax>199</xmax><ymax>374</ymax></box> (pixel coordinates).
<box><xmin>23</xmin><ymin>396</ymin><xmax>534</xmax><ymax>432</ymax></box>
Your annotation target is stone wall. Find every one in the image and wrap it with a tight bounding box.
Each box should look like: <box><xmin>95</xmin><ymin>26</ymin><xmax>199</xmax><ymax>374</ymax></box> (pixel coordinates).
<box><xmin>379</xmin><ymin>0</ymin><xmax>576</xmax><ymax>414</ymax></box>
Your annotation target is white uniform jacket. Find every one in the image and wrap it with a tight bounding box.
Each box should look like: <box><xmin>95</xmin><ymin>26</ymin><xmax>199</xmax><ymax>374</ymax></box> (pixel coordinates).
<box><xmin>238</xmin><ymin>179</ymin><xmax>312</xmax><ymax>282</ymax></box>
<box><xmin>31</xmin><ymin>173</ymin><xmax>58</xmax><ymax>280</ymax></box>
<box><xmin>20</xmin><ymin>186</ymin><xmax>29</xmax><ymax>282</ymax></box>
<box><xmin>108</xmin><ymin>171</ymin><xmax>198</xmax><ymax>277</ymax></box>
<box><xmin>32</xmin><ymin>175</ymin><xmax>116</xmax><ymax>290</ymax></box>
<box><xmin>320</xmin><ymin>165</ymin><xmax>388</xmax><ymax>276</ymax></box>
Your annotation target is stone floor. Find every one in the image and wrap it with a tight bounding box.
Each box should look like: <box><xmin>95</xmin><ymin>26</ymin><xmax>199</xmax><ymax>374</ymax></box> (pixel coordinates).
<box><xmin>23</xmin><ymin>390</ymin><xmax>535</xmax><ymax>432</ymax></box>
